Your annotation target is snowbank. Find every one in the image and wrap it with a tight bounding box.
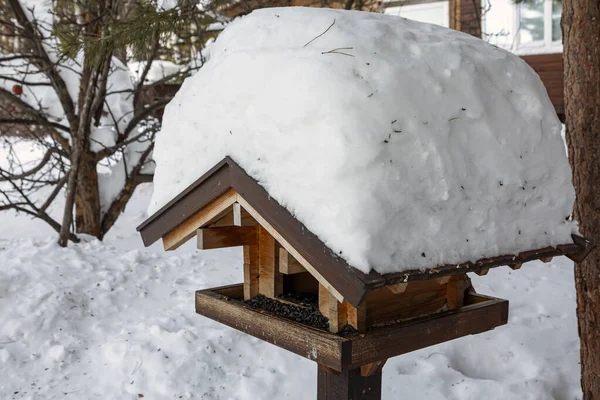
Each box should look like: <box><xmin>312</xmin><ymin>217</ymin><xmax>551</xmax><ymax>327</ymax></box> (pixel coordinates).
<box><xmin>0</xmin><ymin>185</ymin><xmax>583</xmax><ymax>399</ymax></box>
<box><xmin>150</xmin><ymin>7</ymin><xmax>576</xmax><ymax>274</ymax></box>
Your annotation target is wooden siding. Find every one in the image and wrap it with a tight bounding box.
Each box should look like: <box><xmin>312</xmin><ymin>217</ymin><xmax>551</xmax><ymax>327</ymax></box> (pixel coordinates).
<box><xmin>451</xmin><ymin>0</ymin><xmax>481</xmax><ymax>37</ymax></box>
<box><xmin>521</xmin><ymin>53</ymin><xmax>565</xmax><ymax>120</ymax></box>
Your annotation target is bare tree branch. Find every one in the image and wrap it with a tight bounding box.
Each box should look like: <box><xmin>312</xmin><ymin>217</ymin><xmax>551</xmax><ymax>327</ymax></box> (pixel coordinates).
<box><xmin>7</xmin><ymin>0</ymin><xmax>79</xmax><ymax>131</ymax></box>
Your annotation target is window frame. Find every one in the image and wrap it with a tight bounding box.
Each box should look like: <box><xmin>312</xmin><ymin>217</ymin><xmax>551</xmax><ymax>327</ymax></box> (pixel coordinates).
<box><xmin>513</xmin><ymin>0</ymin><xmax>562</xmax><ymax>54</ymax></box>
<box><xmin>383</xmin><ymin>1</ymin><xmax>450</xmax><ymax>29</ymax></box>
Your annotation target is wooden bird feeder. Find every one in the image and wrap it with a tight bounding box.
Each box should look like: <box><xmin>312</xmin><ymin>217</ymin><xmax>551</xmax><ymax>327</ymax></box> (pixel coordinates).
<box><xmin>137</xmin><ymin>157</ymin><xmax>594</xmax><ymax>400</ymax></box>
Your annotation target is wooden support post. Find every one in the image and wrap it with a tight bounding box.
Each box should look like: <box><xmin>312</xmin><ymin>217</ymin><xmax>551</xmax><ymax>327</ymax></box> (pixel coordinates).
<box><xmin>446</xmin><ymin>275</ymin><xmax>469</xmax><ymax>311</ymax></box>
<box><xmin>258</xmin><ymin>225</ymin><xmax>283</xmax><ymax>298</ymax></box>
<box><xmin>317</xmin><ymin>364</ymin><xmax>382</xmax><ymax>400</ymax></box>
<box><xmin>243</xmin><ymin>244</ymin><xmax>259</xmax><ymax>300</ymax></box>
<box><xmin>279</xmin><ymin>248</ymin><xmax>307</xmax><ymax>274</ymax></box>
<box><xmin>319</xmin><ymin>284</ymin><xmax>346</xmax><ymax>333</ymax></box>
<box><xmin>346</xmin><ymin>302</ymin><xmax>367</xmax><ymax>333</ymax></box>
<box><xmin>237</xmin><ymin>202</ymin><xmax>259</xmax><ymax>300</ymax></box>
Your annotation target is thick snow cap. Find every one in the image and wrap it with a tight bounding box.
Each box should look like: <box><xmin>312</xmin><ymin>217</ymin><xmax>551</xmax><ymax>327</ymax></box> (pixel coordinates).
<box><xmin>150</xmin><ymin>7</ymin><xmax>577</xmax><ymax>274</ymax></box>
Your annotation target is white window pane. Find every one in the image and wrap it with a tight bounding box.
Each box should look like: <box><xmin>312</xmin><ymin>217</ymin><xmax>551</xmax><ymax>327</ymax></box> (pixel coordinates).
<box><xmin>552</xmin><ymin>0</ymin><xmax>562</xmax><ymax>42</ymax></box>
<box><xmin>519</xmin><ymin>0</ymin><xmax>545</xmax><ymax>44</ymax></box>
<box><xmin>384</xmin><ymin>2</ymin><xmax>449</xmax><ymax>28</ymax></box>
<box><xmin>482</xmin><ymin>0</ymin><xmax>515</xmax><ymax>48</ymax></box>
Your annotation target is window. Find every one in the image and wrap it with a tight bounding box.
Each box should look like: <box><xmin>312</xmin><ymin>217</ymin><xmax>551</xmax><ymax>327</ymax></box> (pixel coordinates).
<box><xmin>384</xmin><ymin>1</ymin><xmax>450</xmax><ymax>28</ymax></box>
<box><xmin>517</xmin><ymin>0</ymin><xmax>562</xmax><ymax>48</ymax></box>
<box><xmin>483</xmin><ymin>0</ymin><xmax>562</xmax><ymax>54</ymax></box>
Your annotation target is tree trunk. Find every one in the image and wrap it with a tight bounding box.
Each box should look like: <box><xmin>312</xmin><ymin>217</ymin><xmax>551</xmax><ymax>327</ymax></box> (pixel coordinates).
<box><xmin>75</xmin><ymin>150</ymin><xmax>101</xmax><ymax>238</ymax></box>
<box><xmin>563</xmin><ymin>0</ymin><xmax>600</xmax><ymax>397</ymax></box>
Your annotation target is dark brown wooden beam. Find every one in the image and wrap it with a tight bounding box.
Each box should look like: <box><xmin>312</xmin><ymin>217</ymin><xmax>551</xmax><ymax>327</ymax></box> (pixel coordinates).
<box><xmin>344</xmin><ymin>297</ymin><xmax>509</xmax><ymax>369</ymax></box>
<box><xmin>317</xmin><ymin>365</ymin><xmax>382</xmax><ymax>400</ymax></box>
<box><xmin>197</xmin><ymin>226</ymin><xmax>258</xmax><ymax>249</ymax></box>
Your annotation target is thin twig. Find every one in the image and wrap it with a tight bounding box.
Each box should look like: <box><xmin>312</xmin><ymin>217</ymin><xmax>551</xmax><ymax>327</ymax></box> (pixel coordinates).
<box><xmin>303</xmin><ymin>19</ymin><xmax>336</xmax><ymax>48</ymax></box>
<box><xmin>321</xmin><ymin>47</ymin><xmax>354</xmax><ymax>57</ymax></box>
<box><xmin>131</xmin><ymin>360</ymin><xmax>143</xmax><ymax>375</ymax></box>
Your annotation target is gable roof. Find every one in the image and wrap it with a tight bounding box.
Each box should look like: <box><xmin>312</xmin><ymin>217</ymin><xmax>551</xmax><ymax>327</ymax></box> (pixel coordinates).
<box><xmin>137</xmin><ymin>157</ymin><xmax>593</xmax><ymax>307</ymax></box>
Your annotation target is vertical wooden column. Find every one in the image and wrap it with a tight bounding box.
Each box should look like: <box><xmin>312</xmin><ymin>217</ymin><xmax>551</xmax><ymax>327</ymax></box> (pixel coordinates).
<box><xmin>243</xmin><ymin>245</ymin><xmax>259</xmax><ymax>300</ymax></box>
<box><xmin>446</xmin><ymin>275</ymin><xmax>470</xmax><ymax>310</ymax></box>
<box><xmin>319</xmin><ymin>284</ymin><xmax>346</xmax><ymax>333</ymax></box>
<box><xmin>258</xmin><ymin>225</ymin><xmax>283</xmax><ymax>298</ymax></box>
<box><xmin>346</xmin><ymin>302</ymin><xmax>367</xmax><ymax>333</ymax></box>
<box><xmin>238</xmin><ymin>203</ymin><xmax>259</xmax><ymax>300</ymax></box>
<box><xmin>317</xmin><ymin>365</ymin><xmax>382</xmax><ymax>400</ymax></box>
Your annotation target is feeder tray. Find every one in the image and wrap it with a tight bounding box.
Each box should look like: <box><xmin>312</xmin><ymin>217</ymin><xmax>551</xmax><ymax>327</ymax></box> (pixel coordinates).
<box><xmin>196</xmin><ymin>284</ymin><xmax>508</xmax><ymax>372</ymax></box>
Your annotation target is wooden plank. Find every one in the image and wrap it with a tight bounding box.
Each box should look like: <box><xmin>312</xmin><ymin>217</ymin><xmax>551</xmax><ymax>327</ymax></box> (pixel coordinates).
<box><xmin>210</xmin><ymin>210</ymin><xmax>235</xmax><ymax>227</ymax></box>
<box><xmin>446</xmin><ymin>275</ymin><xmax>469</xmax><ymax>311</ymax></box>
<box><xmin>387</xmin><ymin>282</ymin><xmax>408</xmax><ymax>294</ymax></box>
<box><xmin>365</xmin><ymin>280</ymin><xmax>447</xmax><ymax>327</ymax></box>
<box><xmin>378</xmin><ymin>235</ymin><xmax>593</xmax><ymax>288</ymax></box>
<box><xmin>319</xmin><ymin>284</ymin><xmax>330</xmax><ymax>317</ymax></box>
<box><xmin>243</xmin><ymin>245</ymin><xmax>259</xmax><ymax>300</ymax></box>
<box><xmin>343</xmin><ymin>296</ymin><xmax>509</xmax><ymax>369</ymax></box>
<box><xmin>233</xmin><ymin>202</ymin><xmax>258</xmax><ymax>227</ymax></box>
<box><xmin>509</xmin><ymin>263</ymin><xmax>523</xmax><ymax>270</ymax></box>
<box><xmin>197</xmin><ymin>226</ymin><xmax>258</xmax><ymax>249</ymax></box>
<box><xmin>279</xmin><ymin>248</ymin><xmax>307</xmax><ymax>274</ymax></box>
<box><xmin>435</xmin><ymin>276</ymin><xmax>450</xmax><ymax>285</ymax></box>
<box><xmin>347</xmin><ymin>303</ymin><xmax>367</xmax><ymax>333</ymax></box>
<box><xmin>236</xmin><ymin>194</ymin><xmax>345</xmax><ymax>303</ymax></box>
<box><xmin>320</xmin><ymin>284</ymin><xmax>345</xmax><ymax>333</ymax></box>
<box><xmin>162</xmin><ymin>189</ymin><xmax>238</xmax><ymax>250</ymax></box>
<box><xmin>233</xmin><ymin>202</ymin><xmax>242</xmax><ymax>226</ymax></box>
<box><xmin>211</xmin><ymin>203</ymin><xmax>257</xmax><ymax>228</ymax></box>
<box><xmin>138</xmin><ymin>160</ymin><xmax>231</xmax><ymax>246</ymax></box>
<box><xmin>563</xmin><ymin>234</ymin><xmax>595</xmax><ymax>263</ymax></box>
<box><xmin>258</xmin><ymin>226</ymin><xmax>283</xmax><ymax>298</ymax></box>
<box><xmin>196</xmin><ymin>285</ymin><xmax>348</xmax><ymax>371</ymax></box>
<box><xmin>317</xmin><ymin>365</ymin><xmax>382</xmax><ymax>400</ymax></box>
<box><xmin>283</xmin><ymin>272</ymin><xmax>319</xmax><ymax>294</ymax></box>
<box><xmin>540</xmin><ymin>256</ymin><xmax>553</xmax><ymax>263</ymax></box>
<box><xmin>475</xmin><ymin>268</ymin><xmax>489</xmax><ymax>276</ymax></box>
<box><xmin>360</xmin><ymin>360</ymin><xmax>387</xmax><ymax>377</ymax></box>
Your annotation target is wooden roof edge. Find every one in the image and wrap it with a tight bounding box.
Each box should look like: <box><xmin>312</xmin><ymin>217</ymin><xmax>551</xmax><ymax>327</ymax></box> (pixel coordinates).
<box><xmin>372</xmin><ymin>234</ymin><xmax>595</xmax><ymax>288</ymax></box>
<box><xmin>137</xmin><ymin>157</ymin><xmax>232</xmax><ymax>233</ymax></box>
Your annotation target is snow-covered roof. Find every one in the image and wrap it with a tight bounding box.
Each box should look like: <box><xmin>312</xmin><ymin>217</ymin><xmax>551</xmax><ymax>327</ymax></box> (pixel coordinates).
<box><xmin>148</xmin><ymin>7</ymin><xmax>577</xmax><ymax>275</ymax></box>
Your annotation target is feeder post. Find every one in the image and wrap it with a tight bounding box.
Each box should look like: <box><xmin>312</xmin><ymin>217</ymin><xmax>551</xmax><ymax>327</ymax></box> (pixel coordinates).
<box><xmin>317</xmin><ymin>364</ymin><xmax>383</xmax><ymax>400</ymax></box>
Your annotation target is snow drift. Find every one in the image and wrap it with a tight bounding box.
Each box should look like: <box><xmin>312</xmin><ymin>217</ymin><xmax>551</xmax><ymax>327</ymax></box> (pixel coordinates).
<box><xmin>149</xmin><ymin>7</ymin><xmax>577</xmax><ymax>274</ymax></box>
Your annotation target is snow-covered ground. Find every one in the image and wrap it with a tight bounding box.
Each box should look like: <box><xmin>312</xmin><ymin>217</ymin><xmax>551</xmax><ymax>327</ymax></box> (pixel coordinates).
<box><xmin>0</xmin><ymin>183</ymin><xmax>582</xmax><ymax>399</ymax></box>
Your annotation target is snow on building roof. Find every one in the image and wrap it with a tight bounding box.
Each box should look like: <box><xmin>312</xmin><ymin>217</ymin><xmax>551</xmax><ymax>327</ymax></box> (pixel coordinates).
<box><xmin>148</xmin><ymin>7</ymin><xmax>577</xmax><ymax>274</ymax></box>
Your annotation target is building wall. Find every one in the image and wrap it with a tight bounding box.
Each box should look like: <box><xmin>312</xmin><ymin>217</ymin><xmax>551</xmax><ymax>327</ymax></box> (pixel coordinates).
<box><xmin>521</xmin><ymin>52</ymin><xmax>564</xmax><ymax>120</ymax></box>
